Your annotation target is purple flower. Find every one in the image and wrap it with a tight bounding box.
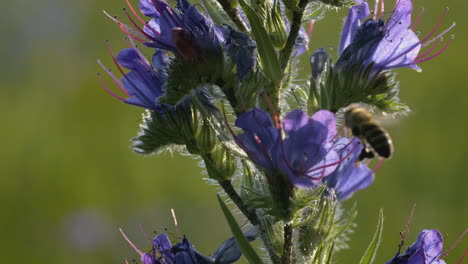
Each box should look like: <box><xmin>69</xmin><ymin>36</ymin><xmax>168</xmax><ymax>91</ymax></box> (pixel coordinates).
<box><xmin>324</xmin><ymin>137</ymin><xmax>374</xmax><ymax>200</ymax></box>
<box><xmin>120</xmin><ymin>229</ymin><xmax>211</xmax><ymax>264</ymax></box>
<box><xmin>98</xmin><ymin>47</ymin><xmax>168</xmax><ymax>112</ymax></box>
<box><xmin>337</xmin><ymin>0</ymin><xmax>455</xmax><ymax>72</ymax></box>
<box><xmin>104</xmin><ymin>0</ymin><xmax>221</xmax><ymax>58</ymax></box>
<box><xmin>386</xmin><ymin>229</ymin><xmax>446</xmax><ymax>264</ymax></box>
<box><xmin>235</xmin><ymin>108</ymin><xmax>341</xmax><ymax>189</ymax></box>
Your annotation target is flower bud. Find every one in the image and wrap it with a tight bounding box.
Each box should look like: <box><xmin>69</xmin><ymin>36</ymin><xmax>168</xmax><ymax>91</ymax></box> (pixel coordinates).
<box><xmin>196</xmin><ymin>121</ymin><xmax>217</xmax><ymax>154</ymax></box>
<box><xmin>204</xmin><ymin>145</ymin><xmax>237</xmax><ymax>181</ymax></box>
<box><xmin>267</xmin><ymin>2</ymin><xmax>288</xmax><ymax>49</ymax></box>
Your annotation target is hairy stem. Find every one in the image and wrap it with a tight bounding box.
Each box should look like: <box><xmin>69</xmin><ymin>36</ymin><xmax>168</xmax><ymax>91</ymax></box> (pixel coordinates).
<box><xmin>215</xmin><ymin>0</ymin><xmax>250</xmax><ymax>33</ymax></box>
<box><xmin>218</xmin><ymin>180</ymin><xmax>259</xmax><ymax>225</ymax></box>
<box><xmin>281</xmin><ymin>222</ymin><xmax>294</xmax><ymax>264</ymax></box>
<box><xmin>279</xmin><ymin>0</ymin><xmax>309</xmax><ymax>72</ymax></box>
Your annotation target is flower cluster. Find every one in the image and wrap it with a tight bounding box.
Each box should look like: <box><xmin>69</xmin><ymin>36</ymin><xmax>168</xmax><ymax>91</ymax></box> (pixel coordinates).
<box><xmin>97</xmin><ymin>0</ymin><xmax>460</xmax><ymax>263</ymax></box>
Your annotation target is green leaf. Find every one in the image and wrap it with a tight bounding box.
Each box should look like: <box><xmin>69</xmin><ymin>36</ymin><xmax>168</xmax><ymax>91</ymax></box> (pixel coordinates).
<box><xmin>201</xmin><ymin>0</ymin><xmax>237</xmax><ymax>29</ymax></box>
<box><xmin>359</xmin><ymin>209</ymin><xmax>384</xmax><ymax>264</ymax></box>
<box><xmin>238</xmin><ymin>0</ymin><xmax>282</xmax><ymax>82</ymax></box>
<box><xmin>217</xmin><ymin>195</ymin><xmax>264</xmax><ymax>264</ymax></box>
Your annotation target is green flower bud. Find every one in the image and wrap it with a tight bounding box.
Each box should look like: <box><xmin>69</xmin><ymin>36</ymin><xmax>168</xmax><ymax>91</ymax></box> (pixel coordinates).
<box><xmin>203</xmin><ymin>145</ymin><xmax>237</xmax><ymax>181</ymax></box>
<box><xmin>196</xmin><ymin>121</ymin><xmax>217</xmax><ymax>154</ymax></box>
<box><xmin>267</xmin><ymin>1</ymin><xmax>288</xmax><ymax>49</ymax></box>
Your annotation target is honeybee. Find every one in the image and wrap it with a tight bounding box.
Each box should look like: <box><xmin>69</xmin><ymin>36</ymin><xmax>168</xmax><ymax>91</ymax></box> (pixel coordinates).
<box><xmin>344</xmin><ymin>104</ymin><xmax>393</xmax><ymax>161</ymax></box>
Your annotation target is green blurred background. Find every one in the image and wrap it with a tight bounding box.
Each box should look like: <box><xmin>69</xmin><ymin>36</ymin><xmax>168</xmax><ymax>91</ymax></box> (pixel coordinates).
<box><xmin>1</xmin><ymin>0</ymin><xmax>466</xmax><ymax>263</ymax></box>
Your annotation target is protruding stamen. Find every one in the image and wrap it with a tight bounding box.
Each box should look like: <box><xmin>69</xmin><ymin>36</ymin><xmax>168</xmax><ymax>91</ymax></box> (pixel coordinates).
<box><xmin>420</xmin><ymin>7</ymin><xmax>449</xmax><ymax>45</ymax></box>
<box><xmin>103</xmin><ymin>11</ymin><xmax>148</xmax><ymax>43</ymax></box>
<box><xmin>410</xmin><ymin>8</ymin><xmax>424</xmax><ymax>30</ymax></box>
<box><xmin>125</xmin><ymin>0</ymin><xmax>147</xmax><ymax>25</ymax></box>
<box><xmin>379</xmin><ymin>0</ymin><xmax>385</xmax><ymax>19</ymax></box>
<box><xmin>415</xmin><ymin>37</ymin><xmax>442</xmax><ymax>60</ymax></box>
<box><xmin>372</xmin><ymin>158</ymin><xmax>384</xmax><ymax>173</ymax></box>
<box><xmin>307</xmin><ymin>20</ymin><xmax>315</xmax><ymax>39</ymax></box>
<box><xmin>261</xmin><ymin>92</ymin><xmax>281</xmax><ymax>130</ymax></box>
<box><xmin>439</xmin><ymin>228</ymin><xmax>468</xmax><ymax>259</ymax></box>
<box><xmin>97</xmin><ymin>72</ymin><xmax>126</xmax><ymax>101</ymax></box>
<box><xmin>124</xmin><ymin>258</ymin><xmax>130</xmax><ymax>264</ymax></box>
<box><xmin>97</xmin><ymin>58</ymin><xmax>128</xmax><ymax>95</ymax></box>
<box><xmin>105</xmin><ymin>41</ymin><xmax>131</xmax><ymax>96</ymax></box>
<box><xmin>422</xmin><ymin>22</ymin><xmax>456</xmax><ymax>48</ymax></box>
<box><xmin>373</xmin><ymin>0</ymin><xmax>380</xmax><ymax>20</ymax></box>
<box><xmin>397</xmin><ymin>204</ymin><xmax>417</xmax><ymax>253</ymax></box>
<box><xmin>171</xmin><ymin>208</ymin><xmax>182</xmax><ymax>239</ymax></box>
<box><xmin>123</xmin><ymin>36</ymin><xmax>133</xmax><ymax>48</ymax></box>
<box><xmin>123</xmin><ymin>8</ymin><xmax>158</xmax><ymax>42</ymax></box>
<box><xmin>305</xmin><ymin>139</ymin><xmax>359</xmax><ymax>177</ymax></box>
<box><xmin>414</xmin><ymin>35</ymin><xmax>453</xmax><ymax>64</ymax></box>
<box><xmin>455</xmin><ymin>249</ymin><xmax>468</xmax><ymax>264</ymax></box>
<box><xmin>119</xmin><ymin>228</ymin><xmax>143</xmax><ymax>256</ymax></box>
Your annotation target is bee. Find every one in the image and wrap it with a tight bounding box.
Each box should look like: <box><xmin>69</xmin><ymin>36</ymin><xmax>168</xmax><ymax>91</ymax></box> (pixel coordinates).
<box><xmin>344</xmin><ymin>104</ymin><xmax>393</xmax><ymax>161</ymax></box>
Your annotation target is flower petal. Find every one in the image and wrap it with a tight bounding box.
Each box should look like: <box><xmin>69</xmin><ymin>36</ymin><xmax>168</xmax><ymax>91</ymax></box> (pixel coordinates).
<box><xmin>139</xmin><ymin>0</ymin><xmax>160</xmax><ymax>18</ymax></box>
<box><xmin>339</xmin><ymin>1</ymin><xmax>371</xmax><ymax>54</ymax></box>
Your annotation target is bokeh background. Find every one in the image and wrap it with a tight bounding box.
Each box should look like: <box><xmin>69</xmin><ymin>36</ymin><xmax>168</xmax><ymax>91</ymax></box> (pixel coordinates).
<box><xmin>1</xmin><ymin>0</ymin><xmax>466</xmax><ymax>263</ymax></box>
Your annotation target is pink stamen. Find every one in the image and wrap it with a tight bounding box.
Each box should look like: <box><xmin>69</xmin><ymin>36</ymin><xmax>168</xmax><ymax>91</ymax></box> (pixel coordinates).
<box><xmin>105</xmin><ymin>42</ymin><xmax>131</xmax><ymax>96</ymax></box>
<box><xmin>422</xmin><ymin>22</ymin><xmax>456</xmax><ymax>48</ymax></box>
<box><xmin>122</xmin><ymin>3</ymin><xmax>161</xmax><ymax>38</ymax></box>
<box><xmin>455</xmin><ymin>249</ymin><xmax>468</xmax><ymax>264</ymax></box>
<box><xmin>414</xmin><ymin>35</ymin><xmax>453</xmax><ymax>64</ymax></box>
<box><xmin>103</xmin><ymin>11</ymin><xmax>148</xmax><ymax>43</ymax></box>
<box><xmin>420</xmin><ymin>7</ymin><xmax>449</xmax><ymax>45</ymax></box>
<box><xmin>261</xmin><ymin>92</ymin><xmax>281</xmax><ymax>130</ymax></box>
<box><xmin>124</xmin><ymin>8</ymin><xmax>158</xmax><ymax>42</ymax></box>
<box><xmin>307</xmin><ymin>20</ymin><xmax>315</xmax><ymax>38</ymax></box>
<box><xmin>171</xmin><ymin>208</ymin><xmax>182</xmax><ymax>239</ymax></box>
<box><xmin>119</xmin><ymin>228</ymin><xmax>143</xmax><ymax>256</ymax></box>
<box><xmin>410</xmin><ymin>8</ymin><xmax>424</xmax><ymax>31</ymax></box>
<box><xmin>221</xmin><ymin>103</ymin><xmax>238</xmax><ymax>139</ymax></box>
<box><xmin>305</xmin><ymin>139</ymin><xmax>358</xmax><ymax>177</ymax></box>
<box><xmin>372</xmin><ymin>158</ymin><xmax>384</xmax><ymax>173</ymax></box>
<box><xmin>139</xmin><ymin>224</ymin><xmax>153</xmax><ymax>244</ymax></box>
<box><xmin>379</xmin><ymin>0</ymin><xmax>385</xmax><ymax>19</ymax></box>
<box><xmin>415</xmin><ymin>38</ymin><xmax>442</xmax><ymax>60</ymax></box>
<box><xmin>440</xmin><ymin>228</ymin><xmax>468</xmax><ymax>259</ymax></box>
<box><xmin>329</xmin><ymin>126</ymin><xmax>345</xmax><ymax>143</ymax></box>
<box><xmin>97</xmin><ymin>73</ymin><xmax>126</xmax><ymax>101</ymax></box>
<box><xmin>373</xmin><ymin>0</ymin><xmax>380</xmax><ymax>20</ymax></box>
<box><xmin>398</xmin><ymin>204</ymin><xmax>416</xmax><ymax>252</ymax></box>
<box><xmin>125</xmin><ymin>0</ymin><xmax>147</xmax><ymax>25</ymax></box>
<box><xmin>124</xmin><ymin>258</ymin><xmax>130</xmax><ymax>264</ymax></box>
<box><xmin>123</xmin><ymin>37</ymin><xmax>133</xmax><ymax>48</ymax></box>
<box><xmin>97</xmin><ymin>58</ymin><xmax>128</xmax><ymax>96</ymax></box>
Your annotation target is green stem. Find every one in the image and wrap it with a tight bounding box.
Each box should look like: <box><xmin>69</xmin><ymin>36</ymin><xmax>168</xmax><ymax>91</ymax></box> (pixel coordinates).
<box><xmin>218</xmin><ymin>180</ymin><xmax>280</xmax><ymax>263</ymax></box>
<box><xmin>281</xmin><ymin>222</ymin><xmax>294</xmax><ymax>264</ymax></box>
<box><xmin>215</xmin><ymin>0</ymin><xmax>250</xmax><ymax>33</ymax></box>
<box><xmin>279</xmin><ymin>0</ymin><xmax>309</xmax><ymax>72</ymax></box>
<box><xmin>218</xmin><ymin>180</ymin><xmax>259</xmax><ymax>225</ymax></box>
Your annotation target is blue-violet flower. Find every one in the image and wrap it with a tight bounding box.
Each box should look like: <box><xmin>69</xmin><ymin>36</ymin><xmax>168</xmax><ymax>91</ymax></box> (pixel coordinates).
<box><xmin>324</xmin><ymin>137</ymin><xmax>375</xmax><ymax>200</ymax></box>
<box><xmin>386</xmin><ymin>229</ymin><xmax>446</xmax><ymax>264</ymax></box>
<box><xmin>337</xmin><ymin>0</ymin><xmax>455</xmax><ymax>72</ymax></box>
<box><xmin>235</xmin><ymin>108</ymin><xmax>344</xmax><ymax>189</ymax></box>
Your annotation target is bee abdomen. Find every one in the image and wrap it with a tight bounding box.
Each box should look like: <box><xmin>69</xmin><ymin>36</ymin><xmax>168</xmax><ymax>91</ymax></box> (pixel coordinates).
<box><xmin>362</xmin><ymin>124</ymin><xmax>393</xmax><ymax>159</ymax></box>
